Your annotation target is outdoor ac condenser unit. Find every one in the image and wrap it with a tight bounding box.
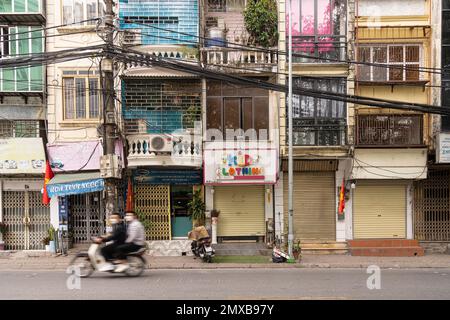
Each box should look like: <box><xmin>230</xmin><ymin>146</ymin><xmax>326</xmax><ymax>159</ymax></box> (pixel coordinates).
<box><xmin>148</xmin><ymin>134</ymin><xmax>173</xmax><ymax>153</ymax></box>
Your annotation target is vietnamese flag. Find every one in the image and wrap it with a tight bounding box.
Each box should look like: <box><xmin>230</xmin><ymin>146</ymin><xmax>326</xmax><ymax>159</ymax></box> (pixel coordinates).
<box><xmin>338</xmin><ymin>178</ymin><xmax>345</xmax><ymax>216</ymax></box>
<box><xmin>125</xmin><ymin>177</ymin><xmax>134</xmax><ymax>212</ymax></box>
<box><xmin>42</xmin><ymin>160</ymin><xmax>54</xmax><ymax>205</ymax></box>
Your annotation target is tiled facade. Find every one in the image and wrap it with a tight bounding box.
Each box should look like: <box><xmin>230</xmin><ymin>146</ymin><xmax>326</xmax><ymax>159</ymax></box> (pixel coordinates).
<box><xmin>119</xmin><ymin>0</ymin><xmax>199</xmax><ymax>46</ymax></box>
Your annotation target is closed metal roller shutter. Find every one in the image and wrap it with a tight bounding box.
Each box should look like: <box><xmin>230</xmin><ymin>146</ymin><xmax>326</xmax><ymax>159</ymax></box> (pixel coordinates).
<box><xmin>353</xmin><ymin>181</ymin><xmax>406</xmax><ymax>239</ymax></box>
<box><xmin>215</xmin><ymin>186</ymin><xmax>265</xmax><ymax>237</ymax></box>
<box><xmin>283</xmin><ymin>172</ymin><xmax>336</xmax><ymax>240</ymax></box>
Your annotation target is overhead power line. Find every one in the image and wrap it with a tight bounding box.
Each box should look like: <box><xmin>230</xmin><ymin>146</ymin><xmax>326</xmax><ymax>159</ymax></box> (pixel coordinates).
<box><xmin>119</xmin><ymin>19</ymin><xmax>449</xmax><ymax>75</ymax></box>
<box><xmin>110</xmin><ymin>46</ymin><xmax>450</xmax><ymax>116</ymax></box>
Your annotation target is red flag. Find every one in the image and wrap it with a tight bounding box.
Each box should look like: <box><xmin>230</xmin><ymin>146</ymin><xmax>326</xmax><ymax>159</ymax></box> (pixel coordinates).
<box><xmin>338</xmin><ymin>178</ymin><xmax>345</xmax><ymax>215</ymax></box>
<box><xmin>42</xmin><ymin>160</ymin><xmax>54</xmax><ymax>205</ymax></box>
<box><xmin>125</xmin><ymin>177</ymin><xmax>134</xmax><ymax>212</ymax></box>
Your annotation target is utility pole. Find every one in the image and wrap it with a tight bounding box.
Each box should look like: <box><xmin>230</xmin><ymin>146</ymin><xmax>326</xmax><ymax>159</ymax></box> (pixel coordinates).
<box><xmin>101</xmin><ymin>0</ymin><xmax>118</xmax><ymax>223</ymax></box>
<box><xmin>287</xmin><ymin>0</ymin><xmax>294</xmax><ymax>257</ymax></box>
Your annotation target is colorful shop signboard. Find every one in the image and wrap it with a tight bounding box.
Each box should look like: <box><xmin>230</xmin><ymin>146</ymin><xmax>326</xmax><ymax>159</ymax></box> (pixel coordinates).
<box><xmin>204</xmin><ymin>146</ymin><xmax>278</xmax><ymax>185</ymax></box>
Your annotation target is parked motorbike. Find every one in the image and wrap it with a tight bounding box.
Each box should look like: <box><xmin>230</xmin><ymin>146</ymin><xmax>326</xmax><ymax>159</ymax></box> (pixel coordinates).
<box><xmin>69</xmin><ymin>237</ymin><xmax>147</xmax><ymax>277</ymax></box>
<box><xmin>188</xmin><ymin>226</ymin><xmax>215</xmax><ymax>263</ymax></box>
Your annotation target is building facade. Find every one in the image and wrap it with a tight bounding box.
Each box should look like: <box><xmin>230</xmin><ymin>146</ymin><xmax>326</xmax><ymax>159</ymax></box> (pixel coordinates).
<box><xmin>45</xmin><ymin>0</ymin><xmax>124</xmax><ymax>245</ymax></box>
<box><xmin>0</xmin><ymin>0</ymin><xmax>49</xmax><ymax>250</ymax></box>
<box><xmin>276</xmin><ymin>0</ymin><xmax>354</xmax><ymax>246</ymax></box>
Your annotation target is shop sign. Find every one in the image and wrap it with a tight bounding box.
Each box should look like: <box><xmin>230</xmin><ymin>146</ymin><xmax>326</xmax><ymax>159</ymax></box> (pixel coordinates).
<box><xmin>47</xmin><ymin>178</ymin><xmax>104</xmax><ymax>198</ymax></box>
<box><xmin>437</xmin><ymin>133</ymin><xmax>450</xmax><ymax>163</ymax></box>
<box><xmin>204</xmin><ymin>147</ymin><xmax>278</xmax><ymax>184</ymax></box>
<box><xmin>133</xmin><ymin>169</ymin><xmax>202</xmax><ymax>185</ymax></box>
<box><xmin>58</xmin><ymin>197</ymin><xmax>68</xmax><ymax>231</ymax></box>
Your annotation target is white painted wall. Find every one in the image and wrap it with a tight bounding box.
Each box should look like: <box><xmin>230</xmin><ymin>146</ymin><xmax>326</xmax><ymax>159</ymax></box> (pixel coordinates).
<box><xmin>50</xmin><ymin>196</ymin><xmax>59</xmax><ymax>229</ymax></box>
<box><xmin>46</xmin><ymin>0</ymin><xmax>106</xmax><ymax>144</ymax></box>
<box><xmin>358</xmin><ymin>0</ymin><xmax>427</xmax><ymax>16</ymax></box>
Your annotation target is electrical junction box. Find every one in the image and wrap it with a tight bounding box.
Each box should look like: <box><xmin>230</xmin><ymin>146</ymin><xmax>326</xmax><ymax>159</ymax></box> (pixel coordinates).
<box><xmin>100</xmin><ymin>154</ymin><xmax>122</xmax><ymax>179</ymax></box>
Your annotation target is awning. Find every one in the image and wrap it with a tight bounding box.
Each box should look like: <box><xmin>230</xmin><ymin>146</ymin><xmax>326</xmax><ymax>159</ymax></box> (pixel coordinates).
<box><xmin>46</xmin><ymin>172</ymin><xmax>104</xmax><ymax>197</ymax></box>
<box><xmin>0</xmin><ymin>138</ymin><xmax>46</xmax><ymax>174</ymax></box>
<box><xmin>122</xmin><ymin>66</ymin><xmax>199</xmax><ymax>78</ymax></box>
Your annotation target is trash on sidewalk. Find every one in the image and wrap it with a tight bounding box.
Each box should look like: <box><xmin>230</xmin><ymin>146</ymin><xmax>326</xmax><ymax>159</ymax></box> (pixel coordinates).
<box><xmin>272</xmin><ymin>247</ymin><xmax>290</xmax><ymax>263</ymax></box>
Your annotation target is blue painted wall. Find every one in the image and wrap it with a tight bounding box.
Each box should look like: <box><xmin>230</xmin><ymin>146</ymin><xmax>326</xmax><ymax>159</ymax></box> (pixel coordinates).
<box><xmin>119</xmin><ymin>0</ymin><xmax>199</xmax><ymax>46</ymax></box>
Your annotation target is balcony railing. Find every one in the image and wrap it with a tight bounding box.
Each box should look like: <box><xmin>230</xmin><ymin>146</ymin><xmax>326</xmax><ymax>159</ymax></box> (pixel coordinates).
<box><xmin>201</xmin><ymin>47</ymin><xmax>277</xmax><ymax>72</ymax></box>
<box><xmin>291</xmin><ymin>35</ymin><xmax>346</xmax><ymax>63</ymax></box>
<box><xmin>356</xmin><ymin>114</ymin><xmax>424</xmax><ymax>147</ymax></box>
<box><xmin>127</xmin><ymin>133</ymin><xmax>202</xmax><ymax>167</ymax></box>
<box><xmin>0</xmin><ymin>0</ymin><xmax>45</xmax><ymax>24</ymax></box>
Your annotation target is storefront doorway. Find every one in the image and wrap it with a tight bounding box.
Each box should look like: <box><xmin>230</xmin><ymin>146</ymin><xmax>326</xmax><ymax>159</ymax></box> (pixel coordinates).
<box><xmin>170</xmin><ymin>185</ymin><xmax>194</xmax><ymax>238</ymax></box>
<box><xmin>68</xmin><ymin>192</ymin><xmax>104</xmax><ymax>243</ymax></box>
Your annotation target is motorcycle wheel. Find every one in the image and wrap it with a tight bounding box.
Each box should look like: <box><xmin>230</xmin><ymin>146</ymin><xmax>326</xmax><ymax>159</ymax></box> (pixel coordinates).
<box><xmin>204</xmin><ymin>255</ymin><xmax>212</xmax><ymax>263</ymax></box>
<box><xmin>69</xmin><ymin>255</ymin><xmax>94</xmax><ymax>278</ymax></box>
<box><xmin>124</xmin><ymin>255</ymin><xmax>146</xmax><ymax>277</ymax></box>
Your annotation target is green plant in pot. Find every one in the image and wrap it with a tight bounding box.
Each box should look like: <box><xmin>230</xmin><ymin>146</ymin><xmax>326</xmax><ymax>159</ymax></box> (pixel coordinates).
<box><xmin>293</xmin><ymin>241</ymin><xmax>301</xmax><ymax>261</ymax></box>
<box><xmin>187</xmin><ymin>189</ymin><xmax>206</xmax><ymax>226</ymax></box>
<box><xmin>48</xmin><ymin>226</ymin><xmax>56</xmax><ymax>253</ymax></box>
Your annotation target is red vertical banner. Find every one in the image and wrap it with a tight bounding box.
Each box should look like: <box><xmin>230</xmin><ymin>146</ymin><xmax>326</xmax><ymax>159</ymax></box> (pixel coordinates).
<box><xmin>338</xmin><ymin>178</ymin><xmax>345</xmax><ymax>220</ymax></box>
<box><xmin>42</xmin><ymin>161</ymin><xmax>54</xmax><ymax>205</ymax></box>
<box><xmin>125</xmin><ymin>177</ymin><xmax>134</xmax><ymax>212</ymax></box>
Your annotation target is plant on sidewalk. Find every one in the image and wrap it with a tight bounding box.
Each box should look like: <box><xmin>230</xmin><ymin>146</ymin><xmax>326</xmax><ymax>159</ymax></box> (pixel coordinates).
<box><xmin>48</xmin><ymin>226</ymin><xmax>55</xmax><ymax>241</ymax></box>
<box><xmin>42</xmin><ymin>236</ymin><xmax>50</xmax><ymax>246</ymax></box>
<box><xmin>187</xmin><ymin>189</ymin><xmax>206</xmax><ymax>225</ymax></box>
<box><xmin>293</xmin><ymin>241</ymin><xmax>301</xmax><ymax>260</ymax></box>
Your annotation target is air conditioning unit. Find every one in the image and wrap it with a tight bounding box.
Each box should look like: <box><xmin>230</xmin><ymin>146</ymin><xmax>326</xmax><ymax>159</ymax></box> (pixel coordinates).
<box><xmin>122</xmin><ymin>29</ymin><xmax>141</xmax><ymax>46</ymax></box>
<box><xmin>149</xmin><ymin>134</ymin><xmax>173</xmax><ymax>153</ymax></box>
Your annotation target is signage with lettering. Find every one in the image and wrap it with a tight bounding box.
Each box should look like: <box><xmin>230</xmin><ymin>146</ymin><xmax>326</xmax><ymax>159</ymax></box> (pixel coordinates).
<box><xmin>133</xmin><ymin>169</ymin><xmax>202</xmax><ymax>185</ymax></box>
<box><xmin>204</xmin><ymin>147</ymin><xmax>278</xmax><ymax>185</ymax></box>
<box><xmin>437</xmin><ymin>133</ymin><xmax>450</xmax><ymax>163</ymax></box>
<box><xmin>58</xmin><ymin>197</ymin><xmax>68</xmax><ymax>231</ymax></box>
<box><xmin>47</xmin><ymin>178</ymin><xmax>105</xmax><ymax>197</ymax></box>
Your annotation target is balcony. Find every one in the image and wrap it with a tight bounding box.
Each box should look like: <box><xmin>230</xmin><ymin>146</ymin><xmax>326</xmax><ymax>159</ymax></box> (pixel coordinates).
<box><xmin>201</xmin><ymin>47</ymin><xmax>277</xmax><ymax>73</ymax></box>
<box><xmin>0</xmin><ymin>0</ymin><xmax>45</xmax><ymax>25</ymax></box>
<box><xmin>291</xmin><ymin>35</ymin><xmax>346</xmax><ymax>63</ymax></box>
<box><xmin>126</xmin><ymin>133</ymin><xmax>202</xmax><ymax>168</ymax></box>
<box><xmin>356</xmin><ymin>114</ymin><xmax>424</xmax><ymax>147</ymax></box>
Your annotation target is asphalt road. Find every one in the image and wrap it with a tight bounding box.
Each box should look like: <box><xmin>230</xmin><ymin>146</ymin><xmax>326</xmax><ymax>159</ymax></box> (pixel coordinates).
<box><xmin>1</xmin><ymin>268</ymin><xmax>450</xmax><ymax>300</ymax></box>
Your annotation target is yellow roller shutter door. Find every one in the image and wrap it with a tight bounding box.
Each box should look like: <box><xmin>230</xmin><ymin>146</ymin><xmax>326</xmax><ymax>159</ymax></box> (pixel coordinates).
<box><xmin>284</xmin><ymin>172</ymin><xmax>336</xmax><ymax>240</ymax></box>
<box><xmin>353</xmin><ymin>182</ymin><xmax>406</xmax><ymax>239</ymax></box>
<box><xmin>215</xmin><ymin>186</ymin><xmax>265</xmax><ymax>237</ymax></box>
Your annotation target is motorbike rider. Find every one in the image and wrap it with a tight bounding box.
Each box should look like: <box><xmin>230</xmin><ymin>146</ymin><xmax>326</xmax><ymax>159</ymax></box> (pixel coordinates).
<box><xmin>95</xmin><ymin>213</ymin><xmax>127</xmax><ymax>272</ymax></box>
<box><xmin>113</xmin><ymin>210</ymin><xmax>146</xmax><ymax>273</ymax></box>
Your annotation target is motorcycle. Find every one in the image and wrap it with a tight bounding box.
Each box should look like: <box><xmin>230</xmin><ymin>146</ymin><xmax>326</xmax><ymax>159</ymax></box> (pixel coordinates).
<box><xmin>191</xmin><ymin>237</ymin><xmax>215</xmax><ymax>263</ymax></box>
<box><xmin>69</xmin><ymin>237</ymin><xmax>147</xmax><ymax>277</ymax></box>
<box><xmin>188</xmin><ymin>225</ymin><xmax>215</xmax><ymax>263</ymax></box>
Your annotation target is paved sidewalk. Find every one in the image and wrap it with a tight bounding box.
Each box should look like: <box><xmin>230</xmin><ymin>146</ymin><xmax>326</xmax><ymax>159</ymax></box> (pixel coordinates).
<box><xmin>1</xmin><ymin>251</ymin><xmax>450</xmax><ymax>270</ymax></box>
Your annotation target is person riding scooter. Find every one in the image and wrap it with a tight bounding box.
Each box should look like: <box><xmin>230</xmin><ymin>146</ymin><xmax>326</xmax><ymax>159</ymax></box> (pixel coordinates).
<box><xmin>94</xmin><ymin>213</ymin><xmax>127</xmax><ymax>272</ymax></box>
<box><xmin>113</xmin><ymin>211</ymin><xmax>146</xmax><ymax>273</ymax></box>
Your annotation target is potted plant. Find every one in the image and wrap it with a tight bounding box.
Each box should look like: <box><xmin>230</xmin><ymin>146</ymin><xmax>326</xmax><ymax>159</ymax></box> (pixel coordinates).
<box><xmin>48</xmin><ymin>226</ymin><xmax>56</xmax><ymax>253</ymax></box>
<box><xmin>187</xmin><ymin>189</ymin><xmax>206</xmax><ymax>226</ymax></box>
<box><xmin>0</xmin><ymin>222</ymin><xmax>6</xmax><ymax>250</ymax></box>
<box><xmin>293</xmin><ymin>241</ymin><xmax>301</xmax><ymax>261</ymax></box>
<box><xmin>42</xmin><ymin>236</ymin><xmax>50</xmax><ymax>252</ymax></box>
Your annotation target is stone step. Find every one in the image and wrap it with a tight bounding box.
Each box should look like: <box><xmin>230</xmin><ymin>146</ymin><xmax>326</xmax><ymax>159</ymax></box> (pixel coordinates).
<box><xmin>348</xmin><ymin>240</ymin><xmax>420</xmax><ymax>248</ymax></box>
<box><xmin>300</xmin><ymin>242</ymin><xmax>348</xmax><ymax>249</ymax></box>
<box><xmin>350</xmin><ymin>247</ymin><xmax>425</xmax><ymax>257</ymax></box>
<box><xmin>301</xmin><ymin>248</ymin><xmax>348</xmax><ymax>255</ymax></box>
